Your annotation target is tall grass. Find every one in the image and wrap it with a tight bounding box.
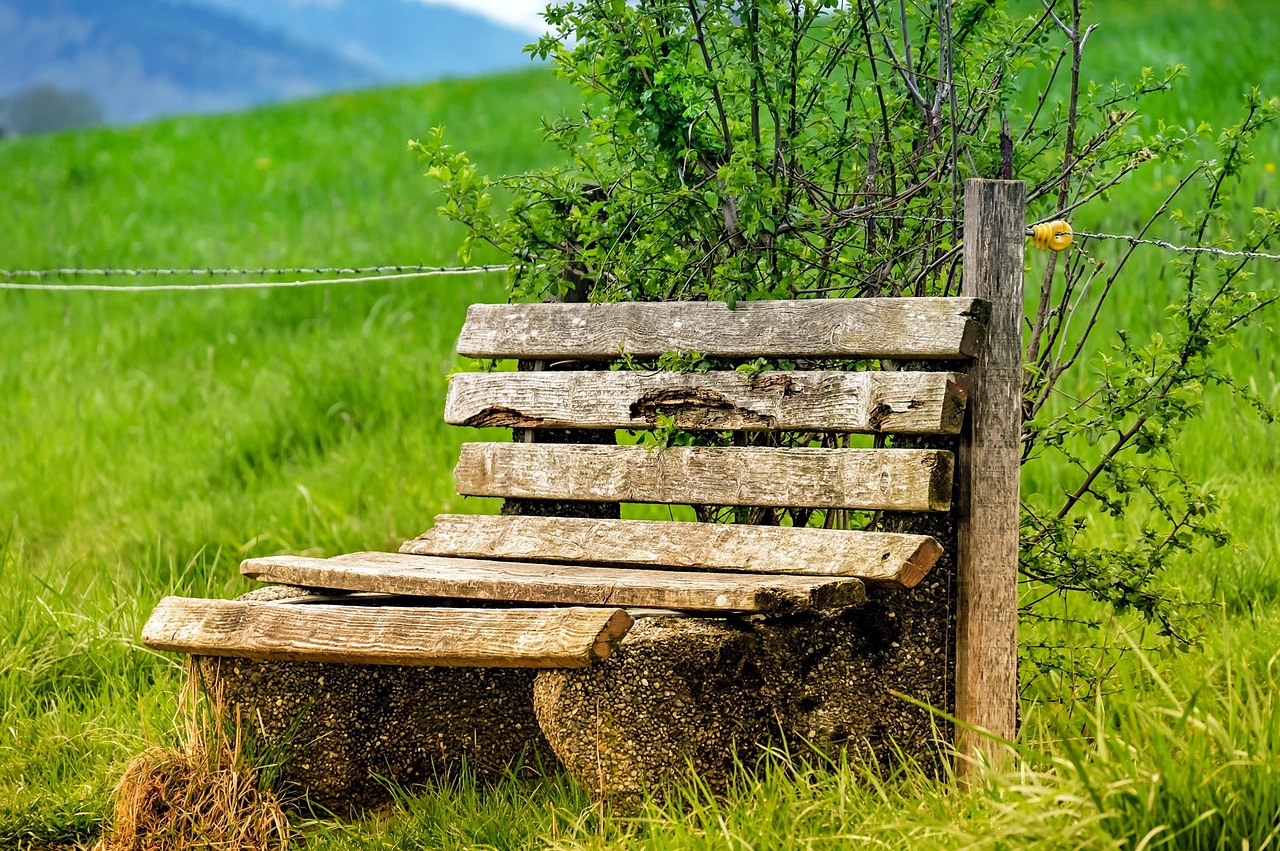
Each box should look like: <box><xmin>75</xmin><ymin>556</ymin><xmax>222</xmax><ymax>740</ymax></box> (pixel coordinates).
<box><xmin>2</xmin><ymin>1</ymin><xmax>1280</xmax><ymax>845</ymax></box>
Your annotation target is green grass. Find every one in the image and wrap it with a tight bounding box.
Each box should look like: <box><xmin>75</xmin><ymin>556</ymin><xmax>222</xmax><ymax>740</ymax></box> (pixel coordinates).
<box><xmin>0</xmin><ymin>70</ymin><xmax>571</xmax><ymax>845</ymax></box>
<box><xmin>3</xmin><ymin>2</ymin><xmax>1280</xmax><ymax>846</ymax></box>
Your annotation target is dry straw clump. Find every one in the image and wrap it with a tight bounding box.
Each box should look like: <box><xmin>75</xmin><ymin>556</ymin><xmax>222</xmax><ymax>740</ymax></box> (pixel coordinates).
<box><xmin>95</xmin><ymin>663</ymin><xmax>290</xmax><ymax>851</ymax></box>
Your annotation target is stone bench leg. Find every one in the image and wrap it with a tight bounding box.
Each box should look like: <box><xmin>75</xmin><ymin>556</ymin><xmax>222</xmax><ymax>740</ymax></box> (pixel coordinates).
<box><xmin>533</xmin><ymin>618</ymin><xmax>777</xmax><ymax>807</ymax></box>
<box><xmin>533</xmin><ymin>597</ymin><xmax>951</xmax><ymax>806</ymax></box>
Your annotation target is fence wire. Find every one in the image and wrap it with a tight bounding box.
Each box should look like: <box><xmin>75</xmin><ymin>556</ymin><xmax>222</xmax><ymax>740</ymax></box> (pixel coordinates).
<box><xmin>3</xmin><ymin>220</ymin><xmax>1279</xmax><ymax>294</ymax></box>
<box><xmin>1071</xmin><ymin>231</ymin><xmax>1280</xmax><ymax>262</ymax></box>
<box><xmin>0</xmin><ymin>263</ymin><xmax>512</xmax><ymax>279</ymax></box>
<box><xmin>0</xmin><ymin>265</ymin><xmax>515</xmax><ymax>292</ymax></box>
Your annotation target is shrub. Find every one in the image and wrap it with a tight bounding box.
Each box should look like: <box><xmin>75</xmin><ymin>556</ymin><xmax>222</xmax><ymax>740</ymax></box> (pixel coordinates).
<box><xmin>416</xmin><ymin>0</ymin><xmax>1280</xmax><ymax>678</ymax></box>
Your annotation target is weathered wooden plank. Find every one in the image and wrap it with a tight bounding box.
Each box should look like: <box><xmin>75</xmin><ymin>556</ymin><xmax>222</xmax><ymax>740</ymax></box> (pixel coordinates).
<box><xmin>445</xmin><ymin>370</ymin><xmax>969</xmax><ymax>434</ymax></box>
<box><xmin>241</xmin><ymin>552</ymin><xmax>867</xmax><ymax>614</ymax></box>
<box><xmin>454</xmin><ymin>443</ymin><xmax>954</xmax><ymax>512</ymax></box>
<box><xmin>402</xmin><ymin>514</ymin><xmax>941</xmax><ymax>589</ymax></box>
<box><xmin>955</xmin><ymin>178</ymin><xmax>1025</xmax><ymax>776</ymax></box>
<box><xmin>141</xmin><ymin>597</ymin><xmax>634</xmax><ymax>668</ymax></box>
<box><xmin>456</xmin><ymin>298</ymin><xmax>989</xmax><ymax>361</ymax></box>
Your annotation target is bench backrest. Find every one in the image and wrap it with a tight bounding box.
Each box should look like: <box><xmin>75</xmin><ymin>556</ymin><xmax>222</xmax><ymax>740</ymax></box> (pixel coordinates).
<box><xmin>437</xmin><ymin>298</ymin><xmax>988</xmax><ymax>577</ymax></box>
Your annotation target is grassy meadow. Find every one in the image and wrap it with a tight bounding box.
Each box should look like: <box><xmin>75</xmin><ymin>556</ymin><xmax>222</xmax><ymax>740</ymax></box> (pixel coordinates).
<box><xmin>3</xmin><ymin>1</ymin><xmax>1280</xmax><ymax>847</ymax></box>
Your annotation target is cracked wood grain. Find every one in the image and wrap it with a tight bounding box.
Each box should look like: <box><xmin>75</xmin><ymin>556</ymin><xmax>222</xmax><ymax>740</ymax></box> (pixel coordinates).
<box><xmin>445</xmin><ymin>370</ymin><xmax>968</xmax><ymax>434</ymax></box>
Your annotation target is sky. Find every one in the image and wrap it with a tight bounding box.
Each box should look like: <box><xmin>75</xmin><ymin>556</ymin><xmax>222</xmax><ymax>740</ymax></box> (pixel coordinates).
<box><xmin>419</xmin><ymin>0</ymin><xmax>550</xmax><ymax>33</ymax></box>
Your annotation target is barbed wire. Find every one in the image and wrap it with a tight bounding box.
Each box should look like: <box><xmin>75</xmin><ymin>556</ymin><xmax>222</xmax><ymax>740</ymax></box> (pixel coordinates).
<box><xmin>0</xmin><ymin>265</ymin><xmax>514</xmax><ymax>292</ymax></box>
<box><xmin>0</xmin><ymin>263</ymin><xmax>511</xmax><ymax>280</ymax></box>
<box><xmin>858</xmin><ymin>215</ymin><xmax>1280</xmax><ymax>263</ymax></box>
<box><xmin>1071</xmin><ymin>230</ymin><xmax>1280</xmax><ymax>262</ymax></box>
<box><xmin>800</xmin><ymin>214</ymin><xmax>1280</xmax><ymax>264</ymax></box>
<box><xmin>881</xmin><ymin>218</ymin><xmax>1280</xmax><ymax>262</ymax></box>
<box><xmin>4</xmin><ymin>219</ymin><xmax>1279</xmax><ymax>294</ymax></box>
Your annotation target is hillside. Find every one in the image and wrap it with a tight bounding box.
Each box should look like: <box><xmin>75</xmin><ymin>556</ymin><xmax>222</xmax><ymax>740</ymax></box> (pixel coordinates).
<box><xmin>0</xmin><ymin>0</ymin><xmax>378</xmax><ymax>124</ymax></box>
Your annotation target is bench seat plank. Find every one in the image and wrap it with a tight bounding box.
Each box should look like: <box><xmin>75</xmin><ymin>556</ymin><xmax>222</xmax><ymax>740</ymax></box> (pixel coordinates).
<box><xmin>402</xmin><ymin>515</ymin><xmax>940</xmax><ymax>589</ymax></box>
<box><xmin>142</xmin><ymin>597</ymin><xmax>634</xmax><ymax>668</ymax></box>
<box><xmin>456</xmin><ymin>298</ymin><xmax>988</xmax><ymax>360</ymax></box>
<box><xmin>445</xmin><ymin>370</ymin><xmax>968</xmax><ymax>434</ymax></box>
<box><xmin>241</xmin><ymin>552</ymin><xmax>867</xmax><ymax>614</ymax></box>
<box><xmin>454</xmin><ymin>444</ymin><xmax>954</xmax><ymax>512</ymax></box>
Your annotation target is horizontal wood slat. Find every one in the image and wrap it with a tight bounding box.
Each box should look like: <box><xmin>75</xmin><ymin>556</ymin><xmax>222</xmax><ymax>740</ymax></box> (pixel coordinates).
<box><xmin>241</xmin><ymin>552</ymin><xmax>867</xmax><ymax>614</ymax></box>
<box><xmin>456</xmin><ymin>299</ymin><xmax>988</xmax><ymax>361</ymax></box>
<box><xmin>402</xmin><ymin>514</ymin><xmax>941</xmax><ymax>589</ymax></box>
<box><xmin>142</xmin><ymin>597</ymin><xmax>633</xmax><ymax>668</ymax></box>
<box><xmin>454</xmin><ymin>443</ymin><xmax>954</xmax><ymax>512</ymax></box>
<box><xmin>445</xmin><ymin>370</ymin><xmax>968</xmax><ymax>434</ymax></box>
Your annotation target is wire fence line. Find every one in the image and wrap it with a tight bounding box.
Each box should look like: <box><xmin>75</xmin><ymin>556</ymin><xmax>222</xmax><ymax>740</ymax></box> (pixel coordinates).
<box><xmin>0</xmin><ymin>263</ymin><xmax>514</xmax><ymax>279</ymax></box>
<box><xmin>866</xmin><ymin>217</ymin><xmax>1280</xmax><ymax>263</ymax></box>
<box><xmin>3</xmin><ymin>223</ymin><xmax>1279</xmax><ymax>293</ymax></box>
<box><xmin>1070</xmin><ymin>231</ymin><xmax>1280</xmax><ymax>262</ymax></box>
<box><xmin>0</xmin><ymin>265</ymin><xmax>516</xmax><ymax>292</ymax></box>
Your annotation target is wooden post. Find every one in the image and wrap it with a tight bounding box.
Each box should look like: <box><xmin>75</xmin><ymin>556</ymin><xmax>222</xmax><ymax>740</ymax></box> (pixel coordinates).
<box><xmin>956</xmin><ymin>178</ymin><xmax>1025</xmax><ymax>776</ymax></box>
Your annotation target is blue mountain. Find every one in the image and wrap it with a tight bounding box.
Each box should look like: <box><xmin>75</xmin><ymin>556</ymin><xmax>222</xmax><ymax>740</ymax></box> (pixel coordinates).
<box><xmin>0</xmin><ymin>0</ymin><xmax>538</xmax><ymax>129</ymax></box>
<box><xmin>192</xmin><ymin>0</ymin><xmax>539</xmax><ymax>81</ymax></box>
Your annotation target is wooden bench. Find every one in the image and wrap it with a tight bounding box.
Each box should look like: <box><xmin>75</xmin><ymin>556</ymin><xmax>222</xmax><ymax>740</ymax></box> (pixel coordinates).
<box><xmin>145</xmin><ymin>296</ymin><xmax>977</xmax><ymax>649</ymax></box>
<box><xmin>142</xmin><ymin>179</ymin><xmax>1025</xmax><ymax>802</ymax></box>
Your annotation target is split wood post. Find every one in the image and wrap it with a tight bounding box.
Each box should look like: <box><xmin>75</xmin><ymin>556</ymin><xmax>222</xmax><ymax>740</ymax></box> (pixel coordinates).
<box><xmin>955</xmin><ymin>178</ymin><xmax>1025</xmax><ymax>778</ymax></box>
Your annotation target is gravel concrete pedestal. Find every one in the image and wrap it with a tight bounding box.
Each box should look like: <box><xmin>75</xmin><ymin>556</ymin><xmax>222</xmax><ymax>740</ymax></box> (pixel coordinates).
<box><xmin>534</xmin><ymin>576</ymin><xmax>953</xmax><ymax>808</ymax></box>
<box><xmin>196</xmin><ymin>589</ymin><xmax>554</xmax><ymax>813</ymax></box>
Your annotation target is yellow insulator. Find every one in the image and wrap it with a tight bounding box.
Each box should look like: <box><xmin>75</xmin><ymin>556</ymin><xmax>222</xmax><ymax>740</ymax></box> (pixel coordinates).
<box><xmin>1029</xmin><ymin>220</ymin><xmax>1074</xmax><ymax>251</ymax></box>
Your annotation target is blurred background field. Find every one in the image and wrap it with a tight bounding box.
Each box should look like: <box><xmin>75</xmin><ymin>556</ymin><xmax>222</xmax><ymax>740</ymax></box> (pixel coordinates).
<box><xmin>3</xmin><ymin>1</ymin><xmax>1280</xmax><ymax>847</ymax></box>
